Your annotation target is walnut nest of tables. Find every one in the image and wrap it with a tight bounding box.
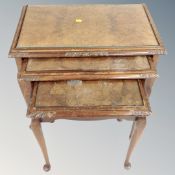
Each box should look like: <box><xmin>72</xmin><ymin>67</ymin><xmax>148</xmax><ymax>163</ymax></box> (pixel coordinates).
<box><xmin>9</xmin><ymin>4</ymin><xmax>166</xmax><ymax>172</ymax></box>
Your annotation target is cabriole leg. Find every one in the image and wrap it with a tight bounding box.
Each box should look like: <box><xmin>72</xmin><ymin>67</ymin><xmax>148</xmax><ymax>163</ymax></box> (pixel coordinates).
<box><xmin>30</xmin><ymin>119</ymin><xmax>51</xmax><ymax>172</ymax></box>
<box><xmin>129</xmin><ymin>121</ymin><xmax>135</xmax><ymax>139</ymax></box>
<box><xmin>124</xmin><ymin>117</ymin><xmax>146</xmax><ymax>169</ymax></box>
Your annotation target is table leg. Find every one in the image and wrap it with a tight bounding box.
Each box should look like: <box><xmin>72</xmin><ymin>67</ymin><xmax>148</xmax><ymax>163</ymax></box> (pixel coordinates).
<box><xmin>124</xmin><ymin>117</ymin><xmax>146</xmax><ymax>169</ymax></box>
<box><xmin>18</xmin><ymin>78</ymin><xmax>32</xmax><ymax>104</ymax></box>
<box><xmin>30</xmin><ymin>119</ymin><xmax>51</xmax><ymax>172</ymax></box>
<box><xmin>129</xmin><ymin>121</ymin><xmax>135</xmax><ymax>139</ymax></box>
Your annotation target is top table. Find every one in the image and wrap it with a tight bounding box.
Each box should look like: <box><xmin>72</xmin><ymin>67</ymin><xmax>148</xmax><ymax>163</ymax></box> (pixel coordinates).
<box><xmin>9</xmin><ymin>4</ymin><xmax>166</xmax><ymax>57</ymax></box>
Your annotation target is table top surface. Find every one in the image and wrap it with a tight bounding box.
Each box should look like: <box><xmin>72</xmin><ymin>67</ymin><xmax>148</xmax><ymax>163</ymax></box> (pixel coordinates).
<box><xmin>26</xmin><ymin>56</ymin><xmax>150</xmax><ymax>71</ymax></box>
<box><xmin>27</xmin><ymin>80</ymin><xmax>151</xmax><ymax>120</ymax></box>
<box><xmin>36</xmin><ymin>80</ymin><xmax>143</xmax><ymax>107</ymax></box>
<box><xmin>9</xmin><ymin>4</ymin><xmax>165</xmax><ymax>57</ymax></box>
<box><xmin>18</xmin><ymin>4</ymin><xmax>157</xmax><ymax>48</ymax></box>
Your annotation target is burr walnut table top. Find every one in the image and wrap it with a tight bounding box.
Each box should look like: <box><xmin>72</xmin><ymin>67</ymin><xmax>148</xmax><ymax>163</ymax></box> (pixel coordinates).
<box><xmin>36</xmin><ymin>80</ymin><xmax>143</xmax><ymax>107</ymax></box>
<box><xmin>27</xmin><ymin>80</ymin><xmax>151</xmax><ymax>121</ymax></box>
<box><xmin>26</xmin><ymin>56</ymin><xmax>150</xmax><ymax>71</ymax></box>
<box><xmin>9</xmin><ymin>4</ymin><xmax>165</xmax><ymax>57</ymax></box>
<box><xmin>18</xmin><ymin>4</ymin><xmax>157</xmax><ymax>48</ymax></box>
<box><xmin>19</xmin><ymin>55</ymin><xmax>157</xmax><ymax>81</ymax></box>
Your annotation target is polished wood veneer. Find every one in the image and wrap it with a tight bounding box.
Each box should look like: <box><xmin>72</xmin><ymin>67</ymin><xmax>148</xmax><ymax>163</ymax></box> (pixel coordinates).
<box><xmin>19</xmin><ymin>56</ymin><xmax>157</xmax><ymax>81</ymax></box>
<box><xmin>27</xmin><ymin>80</ymin><xmax>150</xmax><ymax>122</ymax></box>
<box><xmin>36</xmin><ymin>80</ymin><xmax>143</xmax><ymax>107</ymax></box>
<box><xmin>26</xmin><ymin>56</ymin><xmax>150</xmax><ymax>71</ymax></box>
<box><xmin>17</xmin><ymin>4</ymin><xmax>158</xmax><ymax>48</ymax></box>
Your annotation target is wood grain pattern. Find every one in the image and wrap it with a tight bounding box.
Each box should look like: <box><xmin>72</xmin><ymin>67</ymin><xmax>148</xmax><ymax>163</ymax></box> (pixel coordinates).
<box><xmin>9</xmin><ymin>4</ymin><xmax>166</xmax><ymax>57</ymax></box>
<box><xmin>26</xmin><ymin>56</ymin><xmax>150</xmax><ymax>71</ymax></box>
<box><xmin>17</xmin><ymin>4</ymin><xmax>158</xmax><ymax>48</ymax></box>
<box><xmin>20</xmin><ymin>56</ymin><xmax>158</xmax><ymax>81</ymax></box>
<box><xmin>27</xmin><ymin>80</ymin><xmax>151</xmax><ymax>121</ymax></box>
<box><xmin>35</xmin><ymin>80</ymin><xmax>143</xmax><ymax>107</ymax></box>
